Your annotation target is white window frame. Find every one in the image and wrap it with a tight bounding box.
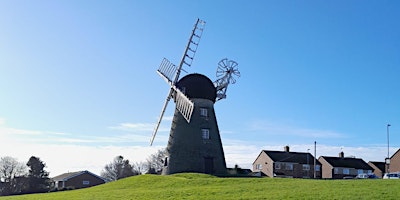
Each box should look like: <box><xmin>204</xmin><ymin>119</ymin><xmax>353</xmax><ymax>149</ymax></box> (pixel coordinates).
<box><xmin>255</xmin><ymin>164</ymin><xmax>262</xmax><ymax>170</ymax></box>
<box><xmin>275</xmin><ymin>162</ymin><xmax>281</xmax><ymax>169</ymax></box>
<box><xmin>285</xmin><ymin>163</ymin><xmax>293</xmax><ymax>171</ymax></box>
<box><xmin>201</xmin><ymin>129</ymin><xmax>210</xmax><ymax>139</ymax></box>
<box><xmin>334</xmin><ymin>168</ymin><xmax>339</xmax><ymax>174</ymax></box>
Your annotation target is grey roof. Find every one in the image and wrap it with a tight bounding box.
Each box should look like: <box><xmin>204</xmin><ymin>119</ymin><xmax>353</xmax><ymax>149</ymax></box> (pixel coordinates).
<box><xmin>52</xmin><ymin>170</ymin><xmax>106</xmax><ymax>182</ymax></box>
<box><xmin>52</xmin><ymin>171</ymin><xmax>82</xmax><ymax>181</ymax></box>
<box><xmin>321</xmin><ymin>156</ymin><xmax>373</xmax><ymax>170</ymax></box>
<box><xmin>368</xmin><ymin>161</ymin><xmax>385</xmax><ymax>172</ymax></box>
<box><xmin>262</xmin><ymin>150</ymin><xmax>321</xmax><ymax>165</ymax></box>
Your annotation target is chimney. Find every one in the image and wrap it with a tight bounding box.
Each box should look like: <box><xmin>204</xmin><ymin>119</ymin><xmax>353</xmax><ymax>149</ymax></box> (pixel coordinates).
<box><xmin>284</xmin><ymin>146</ymin><xmax>290</xmax><ymax>152</ymax></box>
<box><xmin>339</xmin><ymin>151</ymin><xmax>344</xmax><ymax>158</ymax></box>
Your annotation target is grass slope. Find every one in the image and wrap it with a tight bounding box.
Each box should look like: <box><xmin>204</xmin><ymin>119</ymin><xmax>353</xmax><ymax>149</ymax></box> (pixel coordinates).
<box><xmin>1</xmin><ymin>173</ymin><xmax>400</xmax><ymax>199</ymax></box>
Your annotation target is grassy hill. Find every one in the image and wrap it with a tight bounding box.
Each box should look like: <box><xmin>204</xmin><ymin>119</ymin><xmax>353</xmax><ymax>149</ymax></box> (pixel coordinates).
<box><xmin>1</xmin><ymin>173</ymin><xmax>400</xmax><ymax>199</ymax></box>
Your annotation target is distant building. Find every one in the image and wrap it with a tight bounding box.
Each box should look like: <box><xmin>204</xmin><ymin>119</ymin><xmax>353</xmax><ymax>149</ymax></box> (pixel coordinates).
<box><xmin>226</xmin><ymin>165</ymin><xmax>252</xmax><ymax>176</ymax></box>
<box><xmin>389</xmin><ymin>148</ymin><xmax>400</xmax><ymax>173</ymax></box>
<box><xmin>52</xmin><ymin>170</ymin><xmax>106</xmax><ymax>190</ymax></box>
<box><xmin>368</xmin><ymin>161</ymin><xmax>385</xmax><ymax>178</ymax></box>
<box><xmin>253</xmin><ymin>146</ymin><xmax>321</xmax><ymax>178</ymax></box>
<box><xmin>318</xmin><ymin>152</ymin><xmax>373</xmax><ymax>179</ymax></box>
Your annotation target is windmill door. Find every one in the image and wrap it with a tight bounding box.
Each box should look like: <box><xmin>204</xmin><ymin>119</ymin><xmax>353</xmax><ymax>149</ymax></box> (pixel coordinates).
<box><xmin>204</xmin><ymin>157</ymin><xmax>214</xmax><ymax>174</ymax></box>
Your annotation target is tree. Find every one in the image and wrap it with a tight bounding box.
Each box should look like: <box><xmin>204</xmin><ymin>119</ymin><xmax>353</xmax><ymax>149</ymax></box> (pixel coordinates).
<box><xmin>0</xmin><ymin>156</ymin><xmax>27</xmax><ymax>196</ymax></box>
<box><xmin>101</xmin><ymin>156</ymin><xmax>139</xmax><ymax>182</ymax></box>
<box><xmin>146</xmin><ymin>148</ymin><xmax>167</xmax><ymax>174</ymax></box>
<box><xmin>133</xmin><ymin>161</ymin><xmax>148</xmax><ymax>175</ymax></box>
<box><xmin>26</xmin><ymin>156</ymin><xmax>50</xmax><ymax>194</ymax></box>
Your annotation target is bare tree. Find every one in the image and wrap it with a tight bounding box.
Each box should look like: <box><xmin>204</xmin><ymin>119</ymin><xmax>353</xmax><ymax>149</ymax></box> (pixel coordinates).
<box><xmin>146</xmin><ymin>148</ymin><xmax>167</xmax><ymax>174</ymax></box>
<box><xmin>132</xmin><ymin>161</ymin><xmax>148</xmax><ymax>175</ymax></box>
<box><xmin>101</xmin><ymin>156</ymin><xmax>139</xmax><ymax>182</ymax></box>
<box><xmin>0</xmin><ymin>157</ymin><xmax>27</xmax><ymax>196</ymax></box>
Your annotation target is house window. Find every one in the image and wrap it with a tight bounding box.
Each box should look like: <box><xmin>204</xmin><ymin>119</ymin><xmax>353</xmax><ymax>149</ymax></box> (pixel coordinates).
<box><xmin>343</xmin><ymin>168</ymin><xmax>350</xmax><ymax>175</ymax></box>
<box><xmin>285</xmin><ymin>163</ymin><xmax>293</xmax><ymax>170</ymax></box>
<box><xmin>201</xmin><ymin>129</ymin><xmax>210</xmax><ymax>139</ymax></box>
<box><xmin>303</xmin><ymin>164</ymin><xmax>310</xmax><ymax>171</ymax></box>
<box><xmin>358</xmin><ymin>169</ymin><xmax>363</xmax><ymax>175</ymax></box>
<box><xmin>334</xmin><ymin>168</ymin><xmax>339</xmax><ymax>174</ymax></box>
<box><xmin>315</xmin><ymin>165</ymin><xmax>320</xmax><ymax>171</ymax></box>
<box><xmin>83</xmin><ymin>180</ymin><xmax>90</xmax><ymax>185</ymax></box>
<box><xmin>255</xmin><ymin>164</ymin><xmax>262</xmax><ymax>170</ymax></box>
<box><xmin>367</xmin><ymin>170</ymin><xmax>372</xmax><ymax>174</ymax></box>
<box><xmin>200</xmin><ymin>108</ymin><xmax>208</xmax><ymax>117</ymax></box>
<box><xmin>275</xmin><ymin>163</ymin><xmax>281</xmax><ymax>169</ymax></box>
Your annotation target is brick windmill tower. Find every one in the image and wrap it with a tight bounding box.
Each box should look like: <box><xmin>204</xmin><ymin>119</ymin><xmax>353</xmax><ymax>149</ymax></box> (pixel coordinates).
<box><xmin>150</xmin><ymin>19</ymin><xmax>240</xmax><ymax>175</ymax></box>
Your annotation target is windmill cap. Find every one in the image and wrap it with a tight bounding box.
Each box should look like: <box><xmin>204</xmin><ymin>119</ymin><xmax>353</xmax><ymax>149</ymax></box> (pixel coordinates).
<box><xmin>177</xmin><ymin>73</ymin><xmax>216</xmax><ymax>102</ymax></box>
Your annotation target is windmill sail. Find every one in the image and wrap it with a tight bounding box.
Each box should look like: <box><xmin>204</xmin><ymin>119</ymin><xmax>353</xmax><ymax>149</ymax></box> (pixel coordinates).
<box><xmin>174</xmin><ymin>89</ymin><xmax>194</xmax><ymax>122</ymax></box>
<box><xmin>150</xmin><ymin>94</ymin><xmax>170</xmax><ymax>146</ymax></box>
<box><xmin>150</xmin><ymin>18</ymin><xmax>205</xmax><ymax>146</ymax></box>
<box><xmin>157</xmin><ymin>68</ymin><xmax>194</xmax><ymax>123</ymax></box>
<box><xmin>158</xmin><ymin>58</ymin><xmax>177</xmax><ymax>83</ymax></box>
<box><xmin>173</xmin><ymin>18</ymin><xmax>206</xmax><ymax>83</ymax></box>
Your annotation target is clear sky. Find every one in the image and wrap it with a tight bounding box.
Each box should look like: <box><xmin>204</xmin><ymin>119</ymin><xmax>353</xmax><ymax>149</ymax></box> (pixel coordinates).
<box><xmin>1</xmin><ymin>0</ymin><xmax>399</xmax><ymax>176</ymax></box>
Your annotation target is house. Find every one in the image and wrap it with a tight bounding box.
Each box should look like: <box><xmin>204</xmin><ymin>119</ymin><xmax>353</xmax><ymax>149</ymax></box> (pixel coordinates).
<box><xmin>318</xmin><ymin>152</ymin><xmax>373</xmax><ymax>179</ymax></box>
<box><xmin>368</xmin><ymin>161</ymin><xmax>385</xmax><ymax>178</ymax></box>
<box><xmin>52</xmin><ymin>170</ymin><xmax>106</xmax><ymax>190</ymax></box>
<box><xmin>389</xmin><ymin>148</ymin><xmax>400</xmax><ymax>173</ymax></box>
<box><xmin>252</xmin><ymin>146</ymin><xmax>322</xmax><ymax>178</ymax></box>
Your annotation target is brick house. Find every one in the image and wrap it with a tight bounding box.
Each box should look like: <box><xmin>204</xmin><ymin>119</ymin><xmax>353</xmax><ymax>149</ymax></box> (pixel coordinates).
<box><xmin>388</xmin><ymin>148</ymin><xmax>400</xmax><ymax>173</ymax></box>
<box><xmin>318</xmin><ymin>152</ymin><xmax>373</xmax><ymax>179</ymax></box>
<box><xmin>52</xmin><ymin>170</ymin><xmax>106</xmax><ymax>190</ymax></box>
<box><xmin>253</xmin><ymin>146</ymin><xmax>321</xmax><ymax>178</ymax></box>
<box><xmin>368</xmin><ymin>161</ymin><xmax>385</xmax><ymax>178</ymax></box>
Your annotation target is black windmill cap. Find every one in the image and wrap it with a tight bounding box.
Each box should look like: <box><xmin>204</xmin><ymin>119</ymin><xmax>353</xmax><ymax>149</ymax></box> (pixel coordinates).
<box><xmin>176</xmin><ymin>73</ymin><xmax>217</xmax><ymax>102</ymax></box>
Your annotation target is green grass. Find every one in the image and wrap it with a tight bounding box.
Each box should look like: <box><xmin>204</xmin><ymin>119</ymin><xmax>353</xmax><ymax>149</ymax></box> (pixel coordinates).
<box><xmin>1</xmin><ymin>173</ymin><xmax>400</xmax><ymax>199</ymax></box>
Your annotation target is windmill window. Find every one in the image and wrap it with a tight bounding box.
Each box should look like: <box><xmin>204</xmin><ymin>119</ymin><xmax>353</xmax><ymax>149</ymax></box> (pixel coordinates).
<box><xmin>201</xmin><ymin>129</ymin><xmax>210</xmax><ymax>139</ymax></box>
<box><xmin>164</xmin><ymin>157</ymin><xmax>168</xmax><ymax>167</ymax></box>
<box><xmin>200</xmin><ymin>108</ymin><xmax>208</xmax><ymax>117</ymax></box>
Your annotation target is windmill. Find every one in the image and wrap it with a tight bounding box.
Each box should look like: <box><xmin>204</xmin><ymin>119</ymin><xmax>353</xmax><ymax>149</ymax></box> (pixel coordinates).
<box><xmin>151</xmin><ymin>18</ymin><xmax>240</xmax><ymax>175</ymax></box>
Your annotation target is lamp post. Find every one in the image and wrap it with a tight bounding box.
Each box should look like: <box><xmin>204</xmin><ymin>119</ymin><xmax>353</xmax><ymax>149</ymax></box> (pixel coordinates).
<box><xmin>386</xmin><ymin>124</ymin><xmax>391</xmax><ymax>173</ymax></box>
<box><xmin>314</xmin><ymin>141</ymin><xmax>317</xmax><ymax>179</ymax></box>
<box><xmin>307</xmin><ymin>149</ymin><xmax>310</xmax><ymax>178</ymax></box>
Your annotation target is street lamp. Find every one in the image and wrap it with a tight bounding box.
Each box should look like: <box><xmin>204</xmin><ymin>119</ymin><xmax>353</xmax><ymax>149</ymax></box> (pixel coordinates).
<box><xmin>386</xmin><ymin>124</ymin><xmax>391</xmax><ymax>173</ymax></box>
<box><xmin>307</xmin><ymin>149</ymin><xmax>310</xmax><ymax>178</ymax></box>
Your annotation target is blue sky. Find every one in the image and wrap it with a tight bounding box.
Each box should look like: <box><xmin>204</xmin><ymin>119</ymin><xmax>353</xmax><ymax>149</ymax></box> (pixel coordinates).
<box><xmin>1</xmin><ymin>0</ymin><xmax>399</xmax><ymax>176</ymax></box>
